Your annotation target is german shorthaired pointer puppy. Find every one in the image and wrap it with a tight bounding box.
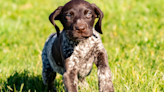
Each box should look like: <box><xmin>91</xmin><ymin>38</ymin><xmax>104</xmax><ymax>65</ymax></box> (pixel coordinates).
<box><xmin>42</xmin><ymin>0</ymin><xmax>114</xmax><ymax>91</ymax></box>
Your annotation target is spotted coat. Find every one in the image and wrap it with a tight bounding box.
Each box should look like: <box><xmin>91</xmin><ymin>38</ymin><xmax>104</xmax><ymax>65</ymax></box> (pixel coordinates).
<box><xmin>42</xmin><ymin>29</ymin><xmax>114</xmax><ymax>92</ymax></box>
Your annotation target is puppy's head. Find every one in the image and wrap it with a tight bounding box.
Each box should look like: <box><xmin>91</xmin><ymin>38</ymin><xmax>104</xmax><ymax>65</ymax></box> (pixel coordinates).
<box><xmin>49</xmin><ymin>0</ymin><xmax>103</xmax><ymax>41</ymax></box>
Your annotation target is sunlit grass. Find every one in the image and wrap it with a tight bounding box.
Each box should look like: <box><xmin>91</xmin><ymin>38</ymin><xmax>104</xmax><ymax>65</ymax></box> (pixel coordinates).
<box><xmin>0</xmin><ymin>0</ymin><xmax>164</xmax><ymax>91</ymax></box>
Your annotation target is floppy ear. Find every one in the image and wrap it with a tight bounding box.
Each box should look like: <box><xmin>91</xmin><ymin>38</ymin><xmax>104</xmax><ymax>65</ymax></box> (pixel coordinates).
<box><xmin>92</xmin><ymin>4</ymin><xmax>104</xmax><ymax>34</ymax></box>
<box><xmin>49</xmin><ymin>6</ymin><xmax>63</xmax><ymax>37</ymax></box>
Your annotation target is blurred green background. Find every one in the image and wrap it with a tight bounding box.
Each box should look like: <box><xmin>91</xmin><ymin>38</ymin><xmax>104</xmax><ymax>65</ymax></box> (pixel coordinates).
<box><xmin>0</xmin><ymin>0</ymin><xmax>164</xmax><ymax>91</ymax></box>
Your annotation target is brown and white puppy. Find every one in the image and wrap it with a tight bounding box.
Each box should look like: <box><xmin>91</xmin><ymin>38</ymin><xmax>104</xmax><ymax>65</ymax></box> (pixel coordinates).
<box><xmin>42</xmin><ymin>0</ymin><xmax>114</xmax><ymax>92</ymax></box>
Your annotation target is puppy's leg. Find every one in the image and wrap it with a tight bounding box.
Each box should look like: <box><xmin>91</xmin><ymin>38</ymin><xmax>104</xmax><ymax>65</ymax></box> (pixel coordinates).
<box><xmin>63</xmin><ymin>70</ymin><xmax>78</xmax><ymax>92</ymax></box>
<box><xmin>63</xmin><ymin>61</ymin><xmax>78</xmax><ymax>92</ymax></box>
<box><xmin>42</xmin><ymin>50</ymin><xmax>57</xmax><ymax>92</ymax></box>
<box><xmin>95</xmin><ymin>49</ymin><xmax>114</xmax><ymax>92</ymax></box>
<box><xmin>42</xmin><ymin>67</ymin><xmax>57</xmax><ymax>92</ymax></box>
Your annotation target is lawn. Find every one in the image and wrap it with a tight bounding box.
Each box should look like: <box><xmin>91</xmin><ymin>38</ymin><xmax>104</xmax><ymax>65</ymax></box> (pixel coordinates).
<box><xmin>0</xmin><ymin>0</ymin><xmax>164</xmax><ymax>91</ymax></box>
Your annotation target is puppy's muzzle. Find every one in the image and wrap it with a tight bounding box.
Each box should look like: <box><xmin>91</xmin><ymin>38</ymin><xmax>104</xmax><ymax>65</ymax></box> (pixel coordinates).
<box><xmin>75</xmin><ymin>24</ymin><xmax>86</xmax><ymax>34</ymax></box>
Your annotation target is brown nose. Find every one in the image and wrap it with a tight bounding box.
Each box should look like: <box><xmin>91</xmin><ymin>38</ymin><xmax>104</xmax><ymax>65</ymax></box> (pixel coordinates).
<box><xmin>76</xmin><ymin>25</ymin><xmax>86</xmax><ymax>33</ymax></box>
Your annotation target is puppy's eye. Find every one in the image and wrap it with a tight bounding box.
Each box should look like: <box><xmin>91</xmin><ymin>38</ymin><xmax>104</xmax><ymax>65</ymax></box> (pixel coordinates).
<box><xmin>86</xmin><ymin>12</ymin><xmax>92</xmax><ymax>18</ymax></box>
<box><xmin>84</xmin><ymin>10</ymin><xmax>92</xmax><ymax>18</ymax></box>
<box><xmin>66</xmin><ymin>14</ymin><xmax>72</xmax><ymax>19</ymax></box>
<box><xmin>65</xmin><ymin>11</ymin><xmax>74</xmax><ymax>20</ymax></box>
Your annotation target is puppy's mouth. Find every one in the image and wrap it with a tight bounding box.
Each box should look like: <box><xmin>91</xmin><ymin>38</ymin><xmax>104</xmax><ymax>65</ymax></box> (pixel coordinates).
<box><xmin>66</xmin><ymin>29</ymin><xmax>93</xmax><ymax>41</ymax></box>
<box><xmin>74</xmin><ymin>36</ymin><xmax>90</xmax><ymax>41</ymax></box>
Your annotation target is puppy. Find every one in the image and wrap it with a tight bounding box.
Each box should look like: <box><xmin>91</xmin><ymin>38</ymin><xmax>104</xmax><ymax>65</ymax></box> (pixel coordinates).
<box><xmin>42</xmin><ymin>0</ymin><xmax>114</xmax><ymax>92</ymax></box>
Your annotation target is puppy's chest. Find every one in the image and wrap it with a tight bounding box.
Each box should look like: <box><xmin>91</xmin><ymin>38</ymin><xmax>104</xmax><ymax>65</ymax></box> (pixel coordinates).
<box><xmin>62</xmin><ymin>38</ymin><xmax>96</xmax><ymax>61</ymax></box>
<box><xmin>62</xmin><ymin>38</ymin><xmax>96</xmax><ymax>77</ymax></box>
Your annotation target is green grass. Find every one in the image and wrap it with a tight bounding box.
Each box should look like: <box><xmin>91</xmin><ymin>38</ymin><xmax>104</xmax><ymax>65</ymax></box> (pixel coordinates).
<box><xmin>0</xmin><ymin>0</ymin><xmax>164</xmax><ymax>91</ymax></box>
